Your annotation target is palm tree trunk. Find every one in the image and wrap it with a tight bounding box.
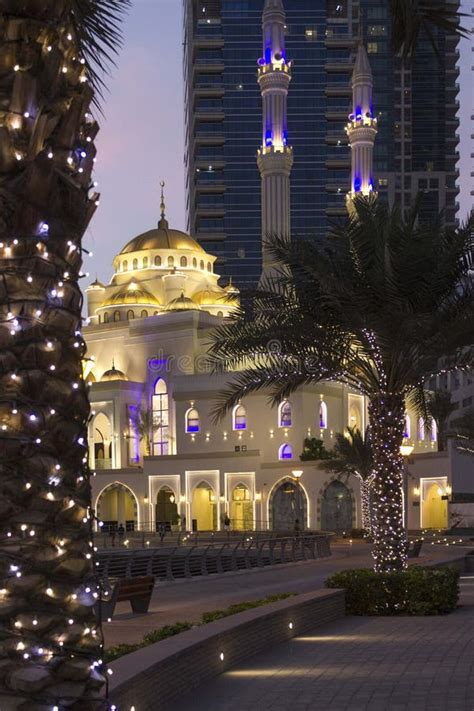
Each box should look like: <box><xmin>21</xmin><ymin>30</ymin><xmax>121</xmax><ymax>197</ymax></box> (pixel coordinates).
<box><xmin>369</xmin><ymin>396</ymin><xmax>407</xmax><ymax>572</ymax></box>
<box><xmin>359</xmin><ymin>478</ymin><xmax>372</xmax><ymax>534</ymax></box>
<box><xmin>0</xmin><ymin>3</ymin><xmax>105</xmax><ymax>708</ymax></box>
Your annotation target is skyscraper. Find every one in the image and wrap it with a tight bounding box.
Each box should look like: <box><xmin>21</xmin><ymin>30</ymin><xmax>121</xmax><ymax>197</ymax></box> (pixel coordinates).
<box><xmin>183</xmin><ymin>0</ymin><xmax>460</xmax><ymax>287</ymax></box>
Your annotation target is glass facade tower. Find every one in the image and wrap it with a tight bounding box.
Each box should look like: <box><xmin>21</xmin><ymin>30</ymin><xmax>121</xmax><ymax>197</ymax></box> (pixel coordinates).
<box><xmin>183</xmin><ymin>0</ymin><xmax>460</xmax><ymax>287</ymax></box>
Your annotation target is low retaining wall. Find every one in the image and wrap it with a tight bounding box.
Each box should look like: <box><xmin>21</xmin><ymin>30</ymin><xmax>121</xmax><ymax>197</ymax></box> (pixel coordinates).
<box><xmin>109</xmin><ymin>588</ymin><xmax>345</xmax><ymax>710</ymax></box>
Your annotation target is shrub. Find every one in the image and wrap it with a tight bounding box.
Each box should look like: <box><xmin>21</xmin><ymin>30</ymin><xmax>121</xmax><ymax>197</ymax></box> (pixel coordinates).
<box><xmin>105</xmin><ymin>593</ymin><xmax>296</xmax><ymax>661</ymax></box>
<box><xmin>326</xmin><ymin>567</ymin><xmax>459</xmax><ymax>615</ymax></box>
<box><xmin>105</xmin><ymin>643</ymin><xmax>143</xmax><ymax>663</ymax></box>
<box><xmin>201</xmin><ymin>593</ymin><xmax>295</xmax><ymax>623</ymax></box>
<box><xmin>142</xmin><ymin>621</ymin><xmax>194</xmax><ymax>645</ymax></box>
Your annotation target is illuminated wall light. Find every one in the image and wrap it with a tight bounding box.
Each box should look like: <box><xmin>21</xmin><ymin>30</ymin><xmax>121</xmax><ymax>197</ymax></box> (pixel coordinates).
<box><xmin>219</xmin><ymin>652</ymin><xmax>225</xmax><ymax>661</ymax></box>
<box><xmin>288</xmin><ymin>622</ymin><xmax>293</xmax><ymax>629</ymax></box>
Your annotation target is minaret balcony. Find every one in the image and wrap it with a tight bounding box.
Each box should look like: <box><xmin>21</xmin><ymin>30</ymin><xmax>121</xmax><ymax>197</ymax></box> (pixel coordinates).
<box><xmin>258</xmin><ymin>144</ymin><xmax>293</xmax><ymax>158</ymax></box>
<box><xmin>257</xmin><ymin>60</ymin><xmax>291</xmax><ymax>77</ymax></box>
<box><xmin>346</xmin><ymin>116</ymin><xmax>378</xmax><ymax>131</ymax></box>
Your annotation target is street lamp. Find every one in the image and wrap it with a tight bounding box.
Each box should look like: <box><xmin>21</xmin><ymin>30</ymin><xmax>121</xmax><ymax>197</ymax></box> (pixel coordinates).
<box><xmin>400</xmin><ymin>444</ymin><xmax>414</xmax><ymax>530</ymax></box>
<box><xmin>291</xmin><ymin>470</ymin><xmax>304</xmax><ymax>531</ymax></box>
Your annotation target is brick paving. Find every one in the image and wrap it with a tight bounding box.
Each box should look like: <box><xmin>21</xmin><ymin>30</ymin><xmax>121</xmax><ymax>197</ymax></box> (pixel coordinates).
<box><xmin>174</xmin><ymin>573</ymin><xmax>474</xmax><ymax>711</ymax></box>
<box><xmin>104</xmin><ymin>543</ymin><xmax>468</xmax><ymax>648</ymax></box>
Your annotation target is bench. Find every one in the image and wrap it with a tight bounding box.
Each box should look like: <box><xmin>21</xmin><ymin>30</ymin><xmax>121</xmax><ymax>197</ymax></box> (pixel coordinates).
<box><xmin>407</xmin><ymin>539</ymin><xmax>423</xmax><ymax>558</ymax></box>
<box><xmin>95</xmin><ymin>576</ymin><xmax>155</xmax><ymax>620</ymax></box>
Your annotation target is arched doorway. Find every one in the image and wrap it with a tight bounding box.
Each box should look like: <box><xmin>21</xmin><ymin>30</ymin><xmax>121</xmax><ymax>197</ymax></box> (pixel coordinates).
<box><xmin>156</xmin><ymin>486</ymin><xmax>178</xmax><ymax>531</ymax></box>
<box><xmin>321</xmin><ymin>480</ymin><xmax>353</xmax><ymax>533</ymax></box>
<box><xmin>191</xmin><ymin>481</ymin><xmax>217</xmax><ymax>531</ymax></box>
<box><xmin>270</xmin><ymin>478</ymin><xmax>307</xmax><ymax>531</ymax></box>
<box><xmin>230</xmin><ymin>484</ymin><xmax>253</xmax><ymax>531</ymax></box>
<box><xmin>421</xmin><ymin>480</ymin><xmax>448</xmax><ymax>529</ymax></box>
<box><xmin>96</xmin><ymin>483</ymin><xmax>138</xmax><ymax>532</ymax></box>
<box><xmin>93</xmin><ymin>412</ymin><xmax>112</xmax><ymax>469</ymax></box>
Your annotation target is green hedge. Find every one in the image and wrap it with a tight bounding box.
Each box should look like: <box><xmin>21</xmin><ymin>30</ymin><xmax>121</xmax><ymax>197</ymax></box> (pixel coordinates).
<box><xmin>105</xmin><ymin>593</ymin><xmax>295</xmax><ymax>662</ymax></box>
<box><xmin>326</xmin><ymin>567</ymin><xmax>459</xmax><ymax>616</ymax></box>
<box><xmin>201</xmin><ymin>593</ymin><xmax>295</xmax><ymax>623</ymax></box>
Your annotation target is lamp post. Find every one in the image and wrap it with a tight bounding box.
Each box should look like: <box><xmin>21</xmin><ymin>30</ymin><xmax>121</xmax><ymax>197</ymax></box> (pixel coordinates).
<box><xmin>291</xmin><ymin>470</ymin><xmax>304</xmax><ymax>531</ymax></box>
<box><xmin>400</xmin><ymin>444</ymin><xmax>414</xmax><ymax>530</ymax></box>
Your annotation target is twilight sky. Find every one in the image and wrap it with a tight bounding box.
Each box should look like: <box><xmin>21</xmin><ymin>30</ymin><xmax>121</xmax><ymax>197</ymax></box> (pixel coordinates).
<box><xmin>85</xmin><ymin>0</ymin><xmax>473</xmax><ymax>287</ymax></box>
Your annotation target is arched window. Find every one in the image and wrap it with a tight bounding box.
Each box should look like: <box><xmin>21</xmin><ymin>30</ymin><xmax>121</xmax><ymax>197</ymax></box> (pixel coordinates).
<box><xmin>278</xmin><ymin>400</ymin><xmax>292</xmax><ymax>427</ymax></box>
<box><xmin>180</xmin><ymin>256</ymin><xmax>187</xmax><ymax>268</ymax></box>
<box><xmin>153</xmin><ymin>310</ymin><xmax>159</xmax><ymax>316</ymax></box>
<box><xmin>122</xmin><ymin>260</ymin><xmax>128</xmax><ymax>272</ymax></box>
<box><xmin>143</xmin><ymin>256</ymin><xmax>148</xmax><ymax>268</ymax></box>
<box><xmin>167</xmin><ymin>256</ymin><xmax>174</xmax><ymax>267</ymax></box>
<box><xmin>207</xmin><ymin>262</ymin><xmax>212</xmax><ymax>272</ymax></box>
<box><xmin>279</xmin><ymin>443</ymin><xmax>293</xmax><ymax>460</ymax></box>
<box><xmin>152</xmin><ymin>378</ymin><xmax>169</xmax><ymax>456</ymax></box>
<box><xmin>132</xmin><ymin>258</ymin><xmax>138</xmax><ymax>270</ymax></box>
<box><xmin>127</xmin><ymin>310</ymin><xmax>134</xmax><ymax>320</ymax></box>
<box><xmin>185</xmin><ymin>407</ymin><xmax>200</xmax><ymax>433</ymax></box>
<box><xmin>232</xmin><ymin>404</ymin><xmax>247</xmax><ymax>431</ymax></box>
<box><xmin>319</xmin><ymin>401</ymin><xmax>328</xmax><ymax>429</ymax></box>
<box><xmin>114</xmin><ymin>310</ymin><xmax>121</xmax><ymax>322</ymax></box>
<box><xmin>98</xmin><ymin>314</ymin><xmax>101</xmax><ymax>324</ymax></box>
<box><xmin>155</xmin><ymin>255</ymin><xmax>161</xmax><ymax>267</ymax></box>
<box><xmin>418</xmin><ymin>417</ymin><xmax>425</xmax><ymax>441</ymax></box>
<box><xmin>200</xmin><ymin>260</ymin><xmax>204</xmax><ymax>270</ymax></box>
<box><xmin>141</xmin><ymin>310</ymin><xmax>148</xmax><ymax>319</ymax></box>
<box><xmin>217</xmin><ymin>311</ymin><xmax>223</xmax><ymax>317</ymax></box>
<box><xmin>103</xmin><ymin>312</ymin><xmax>109</xmax><ymax>324</ymax></box>
<box><xmin>192</xmin><ymin>258</ymin><xmax>197</xmax><ymax>268</ymax></box>
<box><xmin>404</xmin><ymin>414</ymin><xmax>411</xmax><ymax>439</ymax></box>
<box><xmin>430</xmin><ymin>418</ymin><xmax>438</xmax><ymax>442</ymax></box>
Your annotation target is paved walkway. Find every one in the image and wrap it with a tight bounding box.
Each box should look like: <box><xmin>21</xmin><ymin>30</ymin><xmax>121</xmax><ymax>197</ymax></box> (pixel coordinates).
<box><xmin>175</xmin><ymin>573</ymin><xmax>474</xmax><ymax>711</ymax></box>
<box><xmin>104</xmin><ymin>543</ymin><xmax>468</xmax><ymax>648</ymax></box>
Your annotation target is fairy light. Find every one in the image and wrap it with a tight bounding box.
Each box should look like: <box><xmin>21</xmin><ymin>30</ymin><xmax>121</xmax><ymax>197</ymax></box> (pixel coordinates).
<box><xmin>0</xmin><ymin>13</ymin><xmax>108</xmax><ymax>700</ymax></box>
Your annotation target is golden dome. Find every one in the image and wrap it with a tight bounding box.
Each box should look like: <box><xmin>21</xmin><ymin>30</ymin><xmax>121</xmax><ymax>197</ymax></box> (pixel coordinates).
<box><xmin>224</xmin><ymin>278</ymin><xmax>240</xmax><ymax>295</ymax></box>
<box><xmin>165</xmin><ymin>292</ymin><xmax>201</xmax><ymax>312</ymax></box>
<box><xmin>193</xmin><ymin>288</ymin><xmax>236</xmax><ymax>306</ymax></box>
<box><xmin>102</xmin><ymin>283</ymin><xmax>161</xmax><ymax>307</ymax></box>
<box><xmin>101</xmin><ymin>364</ymin><xmax>129</xmax><ymax>382</ymax></box>
<box><xmin>119</xmin><ymin>217</ymin><xmax>206</xmax><ymax>255</ymax></box>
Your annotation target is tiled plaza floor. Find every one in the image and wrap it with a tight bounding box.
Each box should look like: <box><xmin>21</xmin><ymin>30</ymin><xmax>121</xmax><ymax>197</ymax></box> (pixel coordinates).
<box><xmin>175</xmin><ymin>574</ymin><xmax>474</xmax><ymax>711</ymax></box>
<box><xmin>104</xmin><ymin>543</ymin><xmax>467</xmax><ymax>647</ymax></box>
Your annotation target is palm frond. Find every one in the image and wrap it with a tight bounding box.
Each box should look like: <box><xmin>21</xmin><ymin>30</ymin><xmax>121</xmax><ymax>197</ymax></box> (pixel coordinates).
<box><xmin>390</xmin><ymin>0</ymin><xmax>470</xmax><ymax>60</ymax></box>
<box><xmin>69</xmin><ymin>0</ymin><xmax>131</xmax><ymax>105</ymax></box>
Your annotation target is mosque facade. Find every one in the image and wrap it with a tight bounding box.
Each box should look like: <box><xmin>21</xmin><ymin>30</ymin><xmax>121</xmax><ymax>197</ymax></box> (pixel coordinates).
<box><xmin>85</xmin><ymin>1</ymin><xmax>463</xmax><ymax>536</ymax></box>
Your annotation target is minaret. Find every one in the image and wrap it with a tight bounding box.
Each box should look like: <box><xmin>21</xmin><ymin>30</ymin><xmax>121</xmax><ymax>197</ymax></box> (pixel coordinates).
<box><xmin>257</xmin><ymin>0</ymin><xmax>293</xmax><ymax>272</ymax></box>
<box><xmin>346</xmin><ymin>43</ymin><xmax>377</xmax><ymax>206</ymax></box>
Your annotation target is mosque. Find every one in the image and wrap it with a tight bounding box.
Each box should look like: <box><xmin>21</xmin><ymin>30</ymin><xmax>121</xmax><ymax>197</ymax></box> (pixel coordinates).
<box><xmin>84</xmin><ymin>0</ymin><xmax>465</xmax><ymax>535</ymax></box>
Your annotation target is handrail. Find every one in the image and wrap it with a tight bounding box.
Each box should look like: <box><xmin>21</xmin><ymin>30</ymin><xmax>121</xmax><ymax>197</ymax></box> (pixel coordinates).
<box><xmin>97</xmin><ymin>533</ymin><xmax>332</xmax><ymax>584</ymax></box>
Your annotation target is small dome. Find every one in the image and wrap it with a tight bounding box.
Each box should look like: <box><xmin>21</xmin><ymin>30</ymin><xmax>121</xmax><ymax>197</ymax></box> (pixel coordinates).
<box><xmin>102</xmin><ymin>283</ymin><xmax>161</xmax><ymax>307</ymax></box>
<box><xmin>193</xmin><ymin>288</ymin><xmax>237</xmax><ymax>307</ymax></box>
<box><xmin>192</xmin><ymin>288</ymin><xmax>227</xmax><ymax>306</ymax></box>
<box><xmin>165</xmin><ymin>292</ymin><xmax>201</xmax><ymax>312</ymax></box>
<box><xmin>224</xmin><ymin>278</ymin><xmax>240</xmax><ymax>295</ymax></box>
<box><xmin>119</xmin><ymin>220</ymin><xmax>206</xmax><ymax>256</ymax></box>
<box><xmin>87</xmin><ymin>278</ymin><xmax>105</xmax><ymax>290</ymax></box>
<box><xmin>101</xmin><ymin>364</ymin><xmax>128</xmax><ymax>382</ymax></box>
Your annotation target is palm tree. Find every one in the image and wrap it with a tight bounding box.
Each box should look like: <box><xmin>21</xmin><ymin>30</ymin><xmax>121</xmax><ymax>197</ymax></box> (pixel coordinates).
<box><xmin>450</xmin><ymin>408</ymin><xmax>474</xmax><ymax>456</ymax></box>
<box><xmin>321</xmin><ymin>428</ymin><xmax>374</xmax><ymax>534</ymax></box>
<box><xmin>0</xmin><ymin>1</ymin><xmax>128</xmax><ymax>708</ymax></box>
<box><xmin>389</xmin><ymin>0</ymin><xmax>469</xmax><ymax>59</ymax></box>
<box><xmin>426</xmin><ymin>389</ymin><xmax>457</xmax><ymax>451</ymax></box>
<box><xmin>128</xmin><ymin>406</ymin><xmax>161</xmax><ymax>457</ymax></box>
<box><xmin>209</xmin><ymin>197</ymin><xmax>474</xmax><ymax>573</ymax></box>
